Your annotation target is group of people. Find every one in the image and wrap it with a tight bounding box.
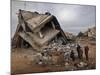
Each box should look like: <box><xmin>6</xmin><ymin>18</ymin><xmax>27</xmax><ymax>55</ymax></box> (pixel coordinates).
<box><xmin>70</xmin><ymin>44</ymin><xmax>89</xmax><ymax>61</ymax></box>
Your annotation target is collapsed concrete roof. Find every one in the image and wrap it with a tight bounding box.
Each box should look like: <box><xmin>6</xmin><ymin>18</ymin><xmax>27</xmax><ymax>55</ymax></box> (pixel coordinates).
<box><xmin>12</xmin><ymin>9</ymin><xmax>69</xmax><ymax>51</ymax></box>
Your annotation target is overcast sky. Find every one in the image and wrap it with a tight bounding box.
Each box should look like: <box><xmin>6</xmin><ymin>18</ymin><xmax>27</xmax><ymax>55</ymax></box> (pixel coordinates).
<box><xmin>11</xmin><ymin>0</ymin><xmax>96</xmax><ymax>37</ymax></box>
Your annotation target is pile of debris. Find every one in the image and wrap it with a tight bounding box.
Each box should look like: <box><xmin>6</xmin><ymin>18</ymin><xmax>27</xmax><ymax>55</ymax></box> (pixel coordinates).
<box><xmin>30</xmin><ymin>40</ymin><xmax>79</xmax><ymax>66</ymax></box>
<box><xmin>65</xmin><ymin>32</ymin><xmax>76</xmax><ymax>41</ymax></box>
<box><xmin>84</xmin><ymin>26</ymin><xmax>96</xmax><ymax>39</ymax></box>
<box><xmin>77</xmin><ymin>26</ymin><xmax>96</xmax><ymax>40</ymax></box>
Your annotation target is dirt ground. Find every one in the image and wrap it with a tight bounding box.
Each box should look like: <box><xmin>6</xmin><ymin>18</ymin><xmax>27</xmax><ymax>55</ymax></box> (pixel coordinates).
<box><xmin>11</xmin><ymin>37</ymin><xmax>96</xmax><ymax>74</ymax></box>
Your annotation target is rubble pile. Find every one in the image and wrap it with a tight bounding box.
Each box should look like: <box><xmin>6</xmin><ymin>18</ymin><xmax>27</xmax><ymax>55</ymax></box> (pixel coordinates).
<box><xmin>34</xmin><ymin>40</ymin><xmax>78</xmax><ymax>66</ymax></box>
<box><xmin>77</xmin><ymin>26</ymin><xmax>96</xmax><ymax>40</ymax></box>
<box><xmin>85</xmin><ymin>26</ymin><xmax>96</xmax><ymax>39</ymax></box>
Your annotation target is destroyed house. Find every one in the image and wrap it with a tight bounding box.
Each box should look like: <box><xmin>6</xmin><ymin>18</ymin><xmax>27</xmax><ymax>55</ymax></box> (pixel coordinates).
<box><xmin>12</xmin><ymin>9</ymin><xmax>69</xmax><ymax>51</ymax></box>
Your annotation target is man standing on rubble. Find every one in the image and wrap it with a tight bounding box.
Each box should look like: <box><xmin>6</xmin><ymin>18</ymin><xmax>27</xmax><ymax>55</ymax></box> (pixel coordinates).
<box><xmin>77</xmin><ymin>44</ymin><xmax>83</xmax><ymax>60</ymax></box>
<box><xmin>80</xmin><ymin>47</ymin><xmax>83</xmax><ymax>60</ymax></box>
<box><xmin>70</xmin><ymin>50</ymin><xmax>75</xmax><ymax>61</ymax></box>
<box><xmin>77</xmin><ymin>44</ymin><xmax>81</xmax><ymax>59</ymax></box>
<box><xmin>84</xmin><ymin>45</ymin><xmax>89</xmax><ymax>61</ymax></box>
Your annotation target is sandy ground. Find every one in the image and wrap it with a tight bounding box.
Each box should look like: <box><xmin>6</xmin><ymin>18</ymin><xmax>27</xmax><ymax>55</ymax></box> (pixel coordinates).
<box><xmin>11</xmin><ymin>37</ymin><xmax>96</xmax><ymax>74</ymax></box>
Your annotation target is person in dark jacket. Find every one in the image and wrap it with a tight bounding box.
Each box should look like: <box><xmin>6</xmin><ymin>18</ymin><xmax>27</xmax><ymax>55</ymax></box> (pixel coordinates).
<box><xmin>80</xmin><ymin>47</ymin><xmax>83</xmax><ymax>59</ymax></box>
<box><xmin>77</xmin><ymin>44</ymin><xmax>81</xmax><ymax>59</ymax></box>
<box><xmin>70</xmin><ymin>50</ymin><xmax>75</xmax><ymax>61</ymax></box>
<box><xmin>84</xmin><ymin>46</ymin><xmax>89</xmax><ymax>61</ymax></box>
<box><xmin>77</xmin><ymin>44</ymin><xmax>83</xmax><ymax>60</ymax></box>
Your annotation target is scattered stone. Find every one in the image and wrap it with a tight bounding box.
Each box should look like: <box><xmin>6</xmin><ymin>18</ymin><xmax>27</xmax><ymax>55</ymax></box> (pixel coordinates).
<box><xmin>77</xmin><ymin>62</ymin><xmax>88</xmax><ymax>68</ymax></box>
<box><xmin>65</xmin><ymin>62</ymin><xmax>69</xmax><ymax>66</ymax></box>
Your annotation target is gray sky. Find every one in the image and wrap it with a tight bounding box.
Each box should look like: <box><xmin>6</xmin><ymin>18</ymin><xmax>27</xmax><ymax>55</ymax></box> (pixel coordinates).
<box><xmin>11</xmin><ymin>0</ymin><xmax>96</xmax><ymax>37</ymax></box>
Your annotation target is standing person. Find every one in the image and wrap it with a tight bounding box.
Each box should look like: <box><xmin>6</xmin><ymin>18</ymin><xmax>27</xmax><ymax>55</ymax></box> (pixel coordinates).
<box><xmin>77</xmin><ymin>44</ymin><xmax>83</xmax><ymax>60</ymax></box>
<box><xmin>70</xmin><ymin>50</ymin><xmax>75</xmax><ymax>61</ymax></box>
<box><xmin>77</xmin><ymin>44</ymin><xmax>81</xmax><ymax>59</ymax></box>
<box><xmin>84</xmin><ymin>46</ymin><xmax>89</xmax><ymax>61</ymax></box>
<box><xmin>80</xmin><ymin>47</ymin><xmax>83</xmax><ymax>60</ymax></box>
